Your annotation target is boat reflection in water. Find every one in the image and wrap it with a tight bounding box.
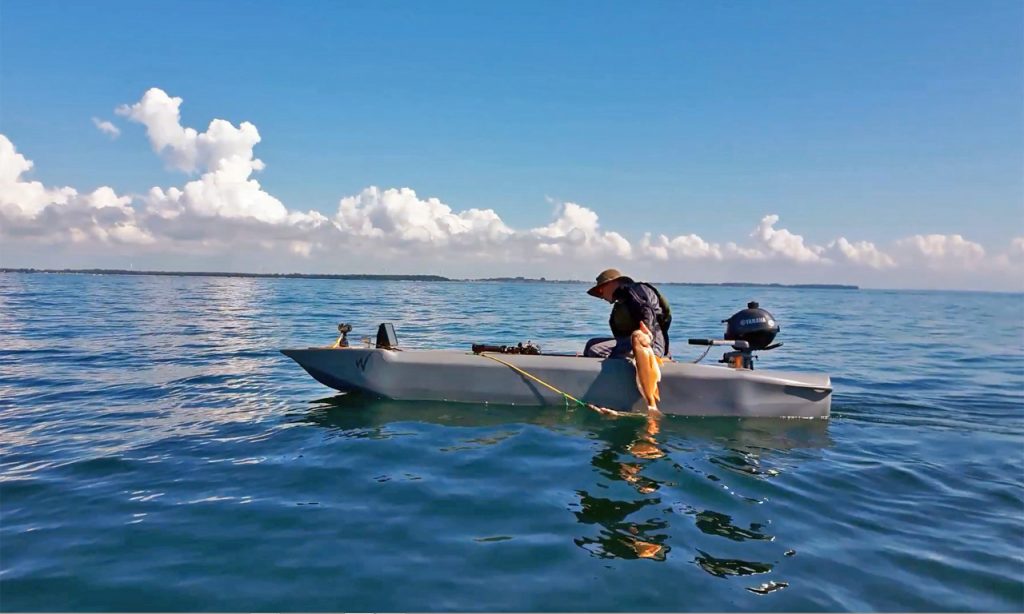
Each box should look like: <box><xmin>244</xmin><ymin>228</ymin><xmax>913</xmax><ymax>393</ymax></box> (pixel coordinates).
<box><xmin>297</xmin><ymin>394</ymin><xmax>831</xmax><ymax>589</ymax></box>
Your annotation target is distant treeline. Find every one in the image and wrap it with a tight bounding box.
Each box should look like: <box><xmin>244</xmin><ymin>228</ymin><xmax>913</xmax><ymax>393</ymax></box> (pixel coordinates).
<box><xmin>470</xmin><ymin>276</ymin><xmax>579</xmax><ymax>284</ymax></box>
<box><xmin>1</xmin><ymin>268</ymin><xmax>858</xmax><ymax>290</ymax></box>
<box><xmin>660</xmin><ymin>281</ymin><xmax>858</xmax><ymax>290</ymax></box>
<box><xmin>0</xmin><ymin>268</ymin><xmax>450</xmax><ymax>282</ymax></box>
<box><xmin>470</xmin><ymin>275</ymin><xmax>858</xmax><ymax>290</ymax></box>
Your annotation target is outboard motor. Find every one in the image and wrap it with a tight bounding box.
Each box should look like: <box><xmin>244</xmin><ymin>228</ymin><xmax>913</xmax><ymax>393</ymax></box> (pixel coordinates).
<box><xmin>719</xmin><ymin>301</ymin><xmax>782</xmax><ymax>369</ymax></box>
<box><xmin>723</xmin><ymin>301</ymin><xmax>780</xmax><ymax>351</ymax></box>
<box><xmin>688</xmin><ymin>300</ymin><xmax>783</xmax><ymax>369</ymax></box>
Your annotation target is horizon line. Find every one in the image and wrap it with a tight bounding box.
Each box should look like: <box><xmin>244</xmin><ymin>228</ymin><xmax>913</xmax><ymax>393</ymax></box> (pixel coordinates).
<box><xmin>7</xmin><ymin>266</ymin><xmax>1022</xmax><ymax>294</ymax></box>
<box><xmin>3</xmin><ymin>266</ymin><xmax>863</xmax><ymax>289</ymax></box>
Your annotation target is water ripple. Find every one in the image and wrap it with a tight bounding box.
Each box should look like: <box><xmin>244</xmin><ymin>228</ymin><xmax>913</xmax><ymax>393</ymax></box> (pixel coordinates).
<box><xmin>1</xmin><ymin>273</ymin><xmax>1021</xmax><ymax>612</ymax></box>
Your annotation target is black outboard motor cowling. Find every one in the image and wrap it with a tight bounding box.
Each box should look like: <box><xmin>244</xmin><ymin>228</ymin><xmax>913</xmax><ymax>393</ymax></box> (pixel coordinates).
<box><xmin>723</xmin><ymin>301</ymin><xmax>780</xmax><ymax>351</ymax></box>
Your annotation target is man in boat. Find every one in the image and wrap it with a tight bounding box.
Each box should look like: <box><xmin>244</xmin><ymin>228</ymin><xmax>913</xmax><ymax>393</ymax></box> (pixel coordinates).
<box><xmin>584</xmin><ymin>268</ymin><xmax>671</xmax><ymax>358</ymax></box>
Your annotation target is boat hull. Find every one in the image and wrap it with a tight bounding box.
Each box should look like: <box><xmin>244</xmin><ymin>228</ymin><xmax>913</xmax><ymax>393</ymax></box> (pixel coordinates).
<box><xmin>281</xmin><ymin>348</ymin><xmax>831</xmax><ymax>418</ymax></box>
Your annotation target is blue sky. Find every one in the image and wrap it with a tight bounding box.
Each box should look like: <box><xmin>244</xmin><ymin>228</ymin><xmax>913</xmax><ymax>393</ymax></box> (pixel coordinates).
<box><xmin>1</xmin><ymin>1</ymin><xmax>1022</xmax><ymax>289</ymax></box>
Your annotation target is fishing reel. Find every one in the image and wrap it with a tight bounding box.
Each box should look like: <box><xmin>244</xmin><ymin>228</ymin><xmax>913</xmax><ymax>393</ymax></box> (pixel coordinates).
<box><xmin>688</xmin><ymin>301</ymin><xmax>782</xmax><ymax>370</ymax></box>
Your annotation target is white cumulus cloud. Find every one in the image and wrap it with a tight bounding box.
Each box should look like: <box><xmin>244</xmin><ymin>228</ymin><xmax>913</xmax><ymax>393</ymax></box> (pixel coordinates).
<box><xmin>1005</xmin><ymin>237</ymin><xmax>1024</xmax><ymax>260</ymax></box>
<box><xmin>749</xmin><ymin>214</ymin><xmax>825</xmax><ymax>263</ymax></box>
<box><xmin>0</xmin><ymin>134</ymin><xmax>76</xmax><ymax>218</ymax></box>
<box><xmin>0</xmin><ymin>135</ymin><xmax>152</xmax><ymax>246</ymax></box>
<box><xmin>114</xmin><ymin>88</ymin><xmax>322</xmax><ymax>228</ymax></box>
<box><xmin>894</xmin><ymin>234</ymin><xmax>986</xmax><ymax>269</ymax></box>
<box><xmin>331</xmin><ymin>190</ymin><xmax>633</xmax><ymax>263</ymax></box>
<box><xmin>529</xmin><ymin>202</ymin><xmax>632</xmax><ymax>259</ymax></box>
<box><xmin>987</xmin><ymin>236</ymin><xmax>1024</xmax><ymax>271</ymax></box>
<box><xmin>91</xmin><ymin>117</ymin><xmax>120</xmax><ymax>139</ymax></box>
<box><xmin>2</xmin><ymin>87</ymin><xmax>1021</xmax><ymax>291</ymax></box>
<box><xmin>116</xmin><ymin>87</ymin><xmax>263</xmax><ymax>175</ymax></box>
<box><xmin>335</xmin><ymin>186</ymin><xmax>513</xmax><ymax>247</ymax></box>
<box><xmin>826</xmin><ymin>237</ymin><xmax>895</xmax><ymax>269</ymax></box>
<box><xmin>638</xmin><ymin>215</ymin><xmax>835</xmax><ymax>265</ymax></box>
<box><xmin>640</xmin><ymin>232</ymin><xmax>723</xmax><ymax>261</ymax></box>
<box><xmin>143</xmin><ymin>157</ymin><xmax>293</xmax><ymax>224</ymax></box>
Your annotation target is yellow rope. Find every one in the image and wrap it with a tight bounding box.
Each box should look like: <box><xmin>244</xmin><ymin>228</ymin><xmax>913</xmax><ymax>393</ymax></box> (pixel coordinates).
<box><xmin>478</xmin><ymin>352</ymin><xmax>588</xmax><ymax>406</ymax></box>
<box><xmin>477</xmin><ymin>352</ymin><xmax>639</xmax><ymax>418</ymax></box>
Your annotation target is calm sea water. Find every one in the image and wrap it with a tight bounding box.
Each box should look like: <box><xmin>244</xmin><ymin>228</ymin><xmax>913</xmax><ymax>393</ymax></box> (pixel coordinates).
<box><xmin>1</xmin><ymin>273</ymin><xmax>1021</xmax><ymax>612</ymax></box>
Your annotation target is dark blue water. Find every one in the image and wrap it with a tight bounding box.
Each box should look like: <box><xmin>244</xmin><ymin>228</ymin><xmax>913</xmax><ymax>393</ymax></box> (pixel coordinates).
<box><xmin>1</xmin><ymin>273</ymin><xmax>1022</xmax><ymax>611</ymax></box>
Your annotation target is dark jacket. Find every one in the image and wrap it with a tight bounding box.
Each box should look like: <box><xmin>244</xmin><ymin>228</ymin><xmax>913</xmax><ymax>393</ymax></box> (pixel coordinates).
<box><xmin>608</xmin><ymin>280</ymin><xmax>669</xmax><ymax>357</ymax></box>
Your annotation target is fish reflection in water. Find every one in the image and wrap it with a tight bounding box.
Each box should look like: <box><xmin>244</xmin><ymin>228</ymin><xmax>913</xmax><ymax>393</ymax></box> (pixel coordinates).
<box><xmin>299</xmin><ymin>394</ymin><xmax>831</xmax><ymax>580</ymax></box>
<box><xmin>572</xmin><ymin>410</ymin><xmax>829</xmax><ymax>580</ymax></box>
<box><xmin>572</xmin><ymin>491</ymin><xmax>670</xmax><ymax>560</ymax></box>
<box><xmin>626</xmin><ymin>411</ymin><xmax>665</xmax><ymax>461</ymax></box>
<box><xmin>574</xmin><ymin>412</ymin><xmax>672</xmax><ymax>560</ymax></box>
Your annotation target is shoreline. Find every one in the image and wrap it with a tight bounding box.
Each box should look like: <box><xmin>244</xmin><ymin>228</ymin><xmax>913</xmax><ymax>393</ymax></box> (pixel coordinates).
<box><xmin>0</xmin><ymin>267</ymin><xmax>859</xmax><ymax>290</ymax></box>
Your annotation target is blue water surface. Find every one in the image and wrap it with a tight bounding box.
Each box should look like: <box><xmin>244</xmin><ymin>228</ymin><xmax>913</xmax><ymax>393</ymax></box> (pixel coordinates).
<box><xmin>1</xmin><ymin>273</ymin><xmax>1021</xmax><ymax>612</ymax></box>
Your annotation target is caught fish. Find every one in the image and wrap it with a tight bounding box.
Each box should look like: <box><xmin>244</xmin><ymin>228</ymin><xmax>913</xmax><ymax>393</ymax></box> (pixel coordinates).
<box><xmin>630</xmin><ymin>538</ymin><xmax>664</xmax><ymax>559</ymax></box>
<box><xmin>631</xmin><ymin>321</ymin><xmax>662</xmax><ymax>412</ymax></box>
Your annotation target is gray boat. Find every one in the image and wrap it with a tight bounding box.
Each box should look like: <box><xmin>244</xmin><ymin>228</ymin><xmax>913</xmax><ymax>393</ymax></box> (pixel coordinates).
<box><xmin>282</xmin><ymin>346</ymin><xmax>829</xmax><ymax>418</ymax></box>
<box><xmin>282</xmin><ymin>302</ymin><xmax>832</xmax><ymax>419</ymax></box>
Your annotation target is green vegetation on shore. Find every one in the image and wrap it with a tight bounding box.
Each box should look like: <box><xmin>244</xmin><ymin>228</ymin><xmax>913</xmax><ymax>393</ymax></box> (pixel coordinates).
<box><xmin>2</xmin><ymin>268</ymin><xmax>859</xmax><ymax>289</ymax></box>
<box><xmin>0</xmin><ymin>268</ymin><xmax>449</xmax><ymax>282</ymax></box>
